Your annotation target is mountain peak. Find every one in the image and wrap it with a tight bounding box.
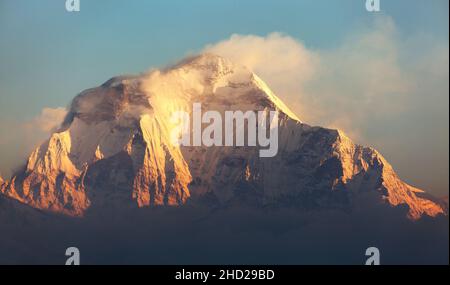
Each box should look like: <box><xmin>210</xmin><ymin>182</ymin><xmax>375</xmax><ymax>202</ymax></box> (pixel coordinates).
<box><xmin>168</xmin><ymin>53</ymin><xmax>234</xmax><ymax>72</ymax></box>
<box><xmin>154</xmin><ymin>53</ymin><xmax>301</xmax><ymax>121</ymax></box>
<box><xmin>0</xmin><ymin>54</ymin><xmax>444</xmax><ymax>219</ymax></box>
<box><xmin>63</xmin><ymin>53</ymin><xmax>300</xmax><ymax>128</ymax></box>
<box><xmin>101</xmin><ymin>75</ymin><xmax>140</xmax><ymax>88</ymax></box>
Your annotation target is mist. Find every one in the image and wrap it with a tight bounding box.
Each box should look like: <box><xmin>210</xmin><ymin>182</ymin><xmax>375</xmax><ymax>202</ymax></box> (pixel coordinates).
<box><xmin>0</xmin><ymin>196</ymin><xmax>448</xmax><ymax>265</ymax></box>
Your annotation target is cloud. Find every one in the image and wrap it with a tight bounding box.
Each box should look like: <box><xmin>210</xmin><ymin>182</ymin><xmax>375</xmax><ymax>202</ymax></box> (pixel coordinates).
<box><xmin>204</xmin><ymin>32</ymin><xmax>319</xmax><ymax>125</ymax></box>
<box><xmin>205</xmin><ymin>32</ymin><xmax>319</xmax><ymax>96</ymax></box>
<box><xmin>27</xmin><ymin>107</ymin><xmax>68</xmax><ymax>133</ymax></box>
<box><xmin>0</xmin><ymin>107</ymin><xmax>67</xmax><ymax>178</ymax></box>
<box><xmin>204</xmin><ymin>16</ymin><xmax>449</xmax><ymax>196</ymax></box>
<box><xmin>203</xmin><ymin>17</ymin><xmax>447</xmax><ymax>140</ymax></box>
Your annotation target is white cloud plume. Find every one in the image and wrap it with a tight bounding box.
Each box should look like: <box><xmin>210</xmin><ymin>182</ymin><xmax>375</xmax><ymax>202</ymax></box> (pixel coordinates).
<box><xmin>203</xmin><ymin>17</ymin><xmax>447</xmax><ymax>141</ymax></box>
<box><xmin>204</xmin><ymin>32</ymin><xmax>318</xmax><ymax>129</ymax></box>
<box><xmin>28</xmin><ymin>107</ymin><xmax>68</xmax><ymax>132</ymax></box>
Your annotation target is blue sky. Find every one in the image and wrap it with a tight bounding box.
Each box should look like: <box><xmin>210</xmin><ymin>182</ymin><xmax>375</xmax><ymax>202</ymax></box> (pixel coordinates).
<box><xmin>0</xmin><ymin>0</ymin><xmax>449</xmax><ymax>196</ymax></box>
<box><xmin>0</xmin><ymin>0</ymin><xmax>448</xmax><ymax>119</ymax></box>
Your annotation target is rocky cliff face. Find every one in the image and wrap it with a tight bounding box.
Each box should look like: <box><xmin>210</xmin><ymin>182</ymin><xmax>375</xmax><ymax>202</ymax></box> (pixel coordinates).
<box><xmin>0</xmin><ymin>54</ymin><xmax>445</xmax><ymax>219</ymax></box>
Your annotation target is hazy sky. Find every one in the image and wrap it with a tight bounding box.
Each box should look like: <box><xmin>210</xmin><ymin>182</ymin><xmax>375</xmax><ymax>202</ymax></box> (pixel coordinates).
<box><xmin>0</xmin><ymin>0</ymin><xmax>448</xmax><ymax>196</ymax></box>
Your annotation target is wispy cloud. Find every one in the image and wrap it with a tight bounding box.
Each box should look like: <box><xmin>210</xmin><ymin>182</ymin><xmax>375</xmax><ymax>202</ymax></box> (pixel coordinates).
<box><xmin>26</xmin><ymin>107</ymin><xmax>67</xmax><ymax>133</ymax></box>
<box><xmin>0</xmin><ymin>107</ymin><xmax>67</xmax><ymax>177</ymax></box>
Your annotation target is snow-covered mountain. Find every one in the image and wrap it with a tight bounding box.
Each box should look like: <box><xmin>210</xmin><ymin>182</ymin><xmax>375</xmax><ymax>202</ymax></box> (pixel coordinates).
<box><xmin>0</xmin><ymin>54</ymin><xmax>445</xmax><ymax>219</ymax></box>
